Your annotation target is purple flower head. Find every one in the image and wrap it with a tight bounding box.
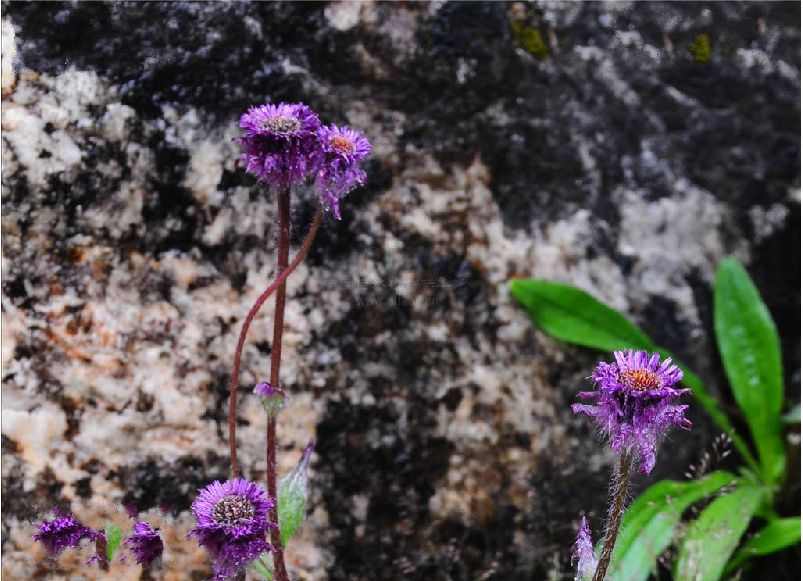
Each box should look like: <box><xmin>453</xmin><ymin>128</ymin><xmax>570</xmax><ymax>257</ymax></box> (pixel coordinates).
<box><xmin>125</xmin><ymin>522</ymin><xmax>164</xmax><ymax>566</ymax></box>
<box><xmin>573</xmin><ymin>350</ymin><xmax>691</xmax><ymax>473</ymax></box>
<box><xmin>237</xmin><ymin>102</ymin><xmax>321</xmax><ymax>190</ymax></box>
<box><xmin>33</xmin><ymin>509</ymin><xmax>98</xmax><ymax>556</ymax></box>
<box><xmin>189</xmin><ymin>478</ymin><xmax>276</xmax><ymax>581</ymax></box>
<box><xmin>314</xmin><ymin>124</ymin><xmax>372</xmax><ymax>220</ymax></box>
<box><xmin>572</xmin><ymin>516</ymin><xmax>597</xmax><ymax>581</ymax></box>
<box><xmin>254</xmin><ymin>381</ymin><xmax>286</xmax><ymax>417</ymax></box>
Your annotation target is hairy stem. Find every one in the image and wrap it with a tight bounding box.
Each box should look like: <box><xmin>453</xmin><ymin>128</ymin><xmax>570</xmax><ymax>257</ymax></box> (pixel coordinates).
<box><xmin>592</xmin><ymin>451</ymin><xmax>635</xmax><ymax>581</ymax></box>
<box><xmin>228</xmin><ymin>205</ymin><xmax>323</xmax><ymax>478</ymax></box>
<box><xmin>269</xmin><ymin>187</ymin><xmax>291</xmax><ymax>581</ymax></box>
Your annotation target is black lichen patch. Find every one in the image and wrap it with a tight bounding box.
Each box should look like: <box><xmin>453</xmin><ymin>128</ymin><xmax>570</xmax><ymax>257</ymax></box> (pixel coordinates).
<box><xmin>749</xmin><ymin>205</ymin><xmax>801</xmax><ymax>404</ymax></box>
<box><xmin>113</xmin><ymin>453</ymin><xmax>228</xmax><ymax>515</ymax></box>
<box><xmin>7</xmin><ymin>2</ymin><xmax>337</xmax><ymax>123</ymax></box>
<box><xmin>2</xmin><ymin>464</ymin><xmax>65</xmax><ymax>523</ymax></box>
<box><xmin>73</xmin><ymin>476</ymin><xmax>93</xmax><ymax>499</ymax></box>
<box><xmin>316</xmin><ymin>398</ymin><xmax>455</xmax><ymax>579</ymax></box>
<box><xmin>640</xmin><ymin>294</ymin><xmax>692</xmax><ymax>357</ymax></box>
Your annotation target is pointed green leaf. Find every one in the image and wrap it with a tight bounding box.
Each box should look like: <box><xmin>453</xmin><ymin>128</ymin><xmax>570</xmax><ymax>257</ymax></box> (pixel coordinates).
<box><xmin>277</xmin><ymin>443</ymin><xmax>312</xmax><ymax>547</ymax></box>
<box><xmin>675</xmin><ymin>485</ymin><xmax>764</xmax><ymax>581</ymax></box>
<box><xmin>608</xmin><ymin>471</ymin><xmax>735</xmax><ymax>581</ymax></box>
<box><xmin>508</xmin><ymin>279</ymin><xmax>653</xmax><ymax>351</ymax></box>
<box><xmin>277</xmin><ymin>482</ymin><xmax>306</xmax><ymax>547</ymax></box>
<box><xmin>714</xmin><ymin>258</ymin><xmax>785</xmax><ymax>484</ymax></box>
<box><xmin>725</xmin><ymin>517</ymin><xmax>801</xmax><ymax>574</ymax></box>
<box><xmin>508</xmin><ymin>278</ymin><xmax>759</xmax><ymax>473</ymax></box>
<box><xmin>104</xmin><ymin>523</ymin><xmax>122</xmax><ymax>562</ymax></box>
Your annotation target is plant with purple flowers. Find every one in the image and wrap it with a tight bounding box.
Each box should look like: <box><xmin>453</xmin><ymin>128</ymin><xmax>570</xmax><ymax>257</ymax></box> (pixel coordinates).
<box><xmin>33</xmin><ymin>508</ymin><xmax>164</xmax><ymax>573</ymax></box>
<box><xmin>209</xmin><ymin>101</ymin><xmax>371</xmax><ymax>580</ymax></box>
<box><xmin>571</xmin><ymin>349</ymin><xmax>691</xmax><ymax>581</ymax></box>
<box><xmin>510</xmin><ymin>257</ymin><xmax>800</xmax><ymax>581</ymax></box>
<box><xmin>31</xmin><ymin>100</ymin><xmax>370</xmax><ymax>581</ymax></box>
<box><xmin>574</xmin><ymin>350</ymin><xmax>691</xmax><ymax>475</ymax></box>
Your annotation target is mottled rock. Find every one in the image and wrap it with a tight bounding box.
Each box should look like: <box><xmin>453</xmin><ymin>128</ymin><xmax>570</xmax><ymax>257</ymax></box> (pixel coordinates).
<box><xmin>1</xmin><ymin>2</ymin><xmax>799</xmax><ymax>580</ymax></box>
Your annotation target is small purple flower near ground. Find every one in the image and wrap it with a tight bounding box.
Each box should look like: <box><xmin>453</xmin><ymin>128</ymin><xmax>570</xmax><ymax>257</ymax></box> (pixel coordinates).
<box><xmin>573</xmin><ymin>349</ymin><xmax>692</xmax><ymax>474</ymax></box>
<box><xmin>572</xmin><ymin>516</ymin><xmax>598</xmax><ymax>581</ymax></box>
<box><xmin>237</xmin><ymin>102</ymin><xmax>321</xmax><ymax>190</ymax></box>
<box><xmin>33</xmin><ymin>509</ymin><xmax>98</xmax><ymax>556</ymax></box>
<box><xmin>189</xmin><ymin>478</ymin><xmax>275</xmax><ymax>581</ymax></box>
<box><xmin>125</xmin><ymin>522</ymin><xmax>164</xmax><ymax>566</ymax></box>
<box><xmin>314</xmin><ymin>124</ymin><xmax>372</xmax><ymax>219</ymax></box>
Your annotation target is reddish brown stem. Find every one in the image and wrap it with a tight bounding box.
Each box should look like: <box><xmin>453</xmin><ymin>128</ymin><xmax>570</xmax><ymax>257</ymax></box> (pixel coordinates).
<box><xmin>268</xmin><ymin>188</ymin><xmax>291</xmax><ymax>581</ymax></box>
<box><xmin>94</xmin><ymin>535</ymin><xmax>109</xmax><ymax>571</ymax></box>
<box><xmin>228</xmin><ymin>205</ymin><xmax>323</xmax><ymax>478</ymax></box>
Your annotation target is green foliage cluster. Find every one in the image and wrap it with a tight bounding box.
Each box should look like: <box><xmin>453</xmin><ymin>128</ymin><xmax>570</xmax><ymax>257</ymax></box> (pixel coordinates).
<box><xmin>689</xmin><ymin>33</ymin><xmax>712</xmax><ymax>64</ymax></box>
<box><xmin>511</xmin><ymin>19</ymin><xmax>550</xmax><ymax>60</ymax></box>
<box><xmin>510</xmin><ymin>258</ymin><xmax>800</xmax><ymax>581</ymax></box>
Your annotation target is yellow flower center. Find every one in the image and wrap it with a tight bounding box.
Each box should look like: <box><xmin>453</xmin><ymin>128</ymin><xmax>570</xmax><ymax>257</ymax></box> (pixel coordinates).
<box><xmin>329</xmin><ymin>135</ymin><xmax>356</xmax><ymax>154</ymax></box>
<box><xmin>619</xmin><ymin>369</ymin><xmax>661</xmax><ymax>392</ymax></box>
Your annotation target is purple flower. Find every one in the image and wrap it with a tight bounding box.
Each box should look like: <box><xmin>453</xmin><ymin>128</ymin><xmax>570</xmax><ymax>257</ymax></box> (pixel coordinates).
<box><xmin>314</xmin><ymin>124</ymin><xmax>372</xmax><ymax>219</ymax></box>
<box><xmin>125</xmin><ymin>522</ymin><xmax>163</xmax><ymax>566</ymax></box>
<box><xmin>33</xmin><ymin>509</ymin><xmax>98</xmax><ymax>556</ymax></box>
<box><xmin>189</xmin><ymin>478</ymin><xmax>275</xmax><ymax>581</ymax></box>
<box><xmin>573</xmin><ymin>350</ymin><xmax>691</xmax><ymax>473</ymax></box>
<box><xmin>572</xmin><ymin>516</ymin><xmax>597</xmax><ymax>581</ymax></box>
<box><xmin>236</xmin><ymin>102</ymin><xmax>321</xmax><ymax>190</ymax></box>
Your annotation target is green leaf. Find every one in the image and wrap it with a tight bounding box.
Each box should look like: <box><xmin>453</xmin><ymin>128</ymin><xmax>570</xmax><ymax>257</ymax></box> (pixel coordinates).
<box><xmin>104</xmin><ymin>523</ymin><xmax>122</xmax><ymax>562</ymax></box>
<box><xmin>715</xmin><ymin>258</ymin><xmax>786</xmax><ymax>484</ymax></box>
<box><xmin>508</xmin><ymin>278</ymin><xmax>760</xmax><ymax>473</ymax></box>
<box><xmin>277</xmin><ymin>443</ymin><xmax>312</xmax><ymax>547</ymax></box>
<box><xmin>725</xmin><ymin>517</ymin><xmax>801</xmax><ymax>574</ymax></box>
<box><xmin>277</xmin><ymin>483</ymin><xmax>305</xmax><ymax>547</ymax></box>
<box><xmin>608</xmin><ymin>471</ymin><xmax>735</xmax><ymax>581</ymax></box>
<box><xmin>508</xmin><ymin>279</ymin><xmax>652</xmax><ymax>351</ymax></box>
<box><xmin>675</xmin><ymin>485</ymin><xmax>764</xmax><ymax>581</ymax></box>
<box><xmin>252</xmin><ymin>554</ymin><xmax>274</xmax><ymax>579</ymax></box>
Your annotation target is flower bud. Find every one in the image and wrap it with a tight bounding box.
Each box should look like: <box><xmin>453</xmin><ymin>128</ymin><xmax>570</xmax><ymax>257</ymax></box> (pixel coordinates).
<box><xmin>572</xmin><ymin>516</ymin><xmax>597</xmax><ymax>581</ymax></box>
<box><xmin>254</xmin><ymin>382</ymin><xmax>287</xmax><ymax>417</ymax></box>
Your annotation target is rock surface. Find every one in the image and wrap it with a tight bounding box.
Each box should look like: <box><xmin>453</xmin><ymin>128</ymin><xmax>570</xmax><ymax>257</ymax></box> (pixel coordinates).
<box><xmin>1</xmin><ymin>2</ymin><xmax>799</xmax><ymax>580</ymax></box>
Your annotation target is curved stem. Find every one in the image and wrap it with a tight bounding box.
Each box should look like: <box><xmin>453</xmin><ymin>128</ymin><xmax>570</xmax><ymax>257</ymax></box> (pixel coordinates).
<box><xmin>269</xmin><ymin>188</ymin><xmax>291</xmax><ymax>581</ymax></box>
<box><xmin>228</xmin><ymin>204</ymin><xmax>323</xmax><ymax>478</ymax></box>
<box><xmin>592</xmin><ymin>451</ymin><xmax>635</xmax><ymax>581</ymax></box>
